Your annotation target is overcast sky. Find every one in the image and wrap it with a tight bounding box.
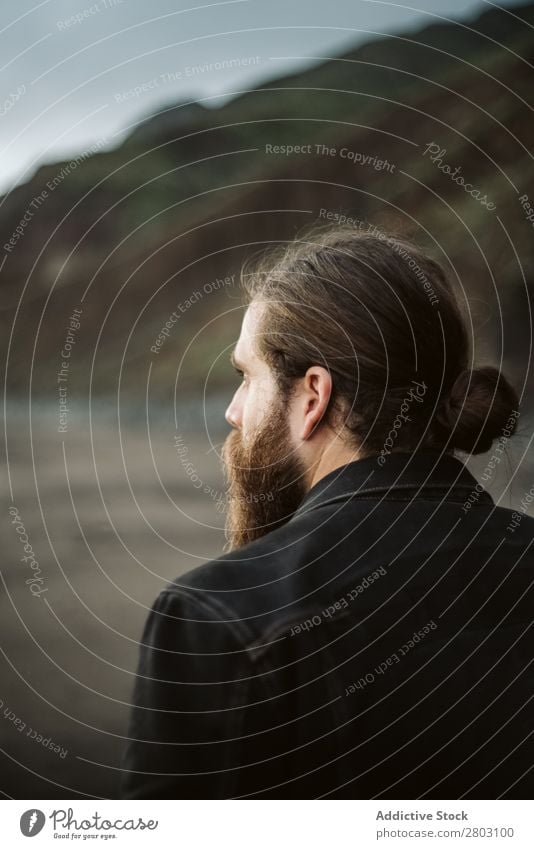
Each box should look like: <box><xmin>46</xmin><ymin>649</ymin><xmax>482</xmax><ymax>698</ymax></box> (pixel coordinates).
<box><xmin>0</xmin><ymin>0</ymin><xmax>530</xmax><ymax>195</ymax></box>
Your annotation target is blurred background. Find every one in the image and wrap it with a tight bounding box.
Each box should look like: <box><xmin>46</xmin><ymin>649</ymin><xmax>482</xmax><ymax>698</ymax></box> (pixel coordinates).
<box><xmin>1</xmin><ymin>0</ymin><xmax>533</xmax><ymax>799</ymax></box>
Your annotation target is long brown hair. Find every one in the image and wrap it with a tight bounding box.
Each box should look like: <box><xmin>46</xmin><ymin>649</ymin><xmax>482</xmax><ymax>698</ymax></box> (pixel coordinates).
<box><xmin>240</xmin><ymin>223</ymin><xmax>518</xmax><ymax>456</ymax></box>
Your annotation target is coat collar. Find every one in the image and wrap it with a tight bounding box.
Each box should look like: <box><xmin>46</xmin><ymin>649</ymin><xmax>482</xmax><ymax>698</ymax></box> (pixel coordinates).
<box><xmin>292</xmin><ymin>450</ymin><xmax>492</xmax><ymax>518</ymax></box>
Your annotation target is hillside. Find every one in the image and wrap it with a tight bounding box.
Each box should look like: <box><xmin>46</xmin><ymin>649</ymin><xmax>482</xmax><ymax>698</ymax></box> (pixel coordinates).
<box><xmin>1</xmin><ymin>0</ymin><xmax>533</xmax><ymax>411</ymax></box>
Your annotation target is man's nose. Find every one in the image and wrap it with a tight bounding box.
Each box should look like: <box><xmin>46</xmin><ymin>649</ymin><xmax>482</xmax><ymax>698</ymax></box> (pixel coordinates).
<box><xmin>225</xmin><ymin>394</ymin><xmax>241</xmax><ymax>429</ymax></box>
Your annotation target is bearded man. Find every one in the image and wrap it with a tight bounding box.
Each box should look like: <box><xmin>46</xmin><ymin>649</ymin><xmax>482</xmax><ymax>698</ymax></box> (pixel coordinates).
<box><xmin>121</xmin><ymin>225</ymin><xmax>534</xmax><ymax>800</ymax></box>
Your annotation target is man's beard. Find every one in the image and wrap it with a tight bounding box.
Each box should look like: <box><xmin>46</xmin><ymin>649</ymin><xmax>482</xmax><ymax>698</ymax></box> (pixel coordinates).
<box><xmin>221</xmin><ymin>401</ymin><xmax>309</xmax><ymax>551</ymax></box>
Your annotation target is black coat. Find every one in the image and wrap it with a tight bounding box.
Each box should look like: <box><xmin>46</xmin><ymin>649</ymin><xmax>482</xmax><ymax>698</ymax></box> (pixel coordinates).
<box><xmin>120</xmin><ymin>450</ymin><xmax>534</xmax><ymax>799</ymax></box>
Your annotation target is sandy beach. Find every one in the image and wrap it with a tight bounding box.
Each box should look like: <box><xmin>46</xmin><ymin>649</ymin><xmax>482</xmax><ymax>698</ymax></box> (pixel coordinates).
<box><xmin>1</xmin><ymin>401</ymin><xmax>532</xmax><ymax>799</ymax></box>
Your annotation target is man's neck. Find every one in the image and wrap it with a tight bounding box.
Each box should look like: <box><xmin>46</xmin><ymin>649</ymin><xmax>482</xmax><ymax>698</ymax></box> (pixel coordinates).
<box><xmin>307</xmin><ymin>441</ymin><xmax>362</xmax><ymax>490</ymax></box>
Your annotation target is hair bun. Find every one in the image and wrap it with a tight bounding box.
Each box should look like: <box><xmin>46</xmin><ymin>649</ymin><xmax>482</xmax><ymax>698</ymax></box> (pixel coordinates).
<box><xmin>437</xmin><ymin>366</ymin><xmax>519</xmax><ymax>454</ymax></box>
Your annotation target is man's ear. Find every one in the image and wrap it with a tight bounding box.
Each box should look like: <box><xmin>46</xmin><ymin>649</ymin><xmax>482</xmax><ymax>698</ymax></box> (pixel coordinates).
<box><xmin>297</xmin><ymin>366</ymin><xmax>333</xmax><ymax>441</ymax></box>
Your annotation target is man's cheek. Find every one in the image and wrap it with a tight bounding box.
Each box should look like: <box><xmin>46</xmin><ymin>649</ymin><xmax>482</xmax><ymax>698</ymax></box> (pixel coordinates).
<box><xmin>244</xmin><ymin>391</ymin><xmax>262</xmax><ymax>429</ymax></box>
